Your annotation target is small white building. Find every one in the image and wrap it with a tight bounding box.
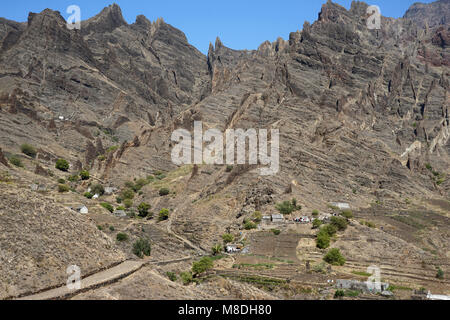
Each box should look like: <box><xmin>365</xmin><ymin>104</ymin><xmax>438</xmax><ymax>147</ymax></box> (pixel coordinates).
<box><xmin>271</xmin><ymin>214</ymin><xmax>284</xmax><ymax>223</ymax></box>
<box><xmin>92</xmin><ymin>194</ymin><xmax>99</xmax><ymax>200</ymax></box>
<box><xmin>76</xmin><ymin>205</ymin><xmax>89</xmax><ymax>214</ymax></box>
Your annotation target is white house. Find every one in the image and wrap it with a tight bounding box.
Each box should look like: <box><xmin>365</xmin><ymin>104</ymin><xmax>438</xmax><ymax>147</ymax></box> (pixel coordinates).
<box><xmin>76</xmin><ymin>205</ymin><xmax>89</xmax><ymax>214</ymax></box>
<box><xmin>271</xmin><ymin>214</ymin><xmax>284</xmax><ymax>223</ymax></box>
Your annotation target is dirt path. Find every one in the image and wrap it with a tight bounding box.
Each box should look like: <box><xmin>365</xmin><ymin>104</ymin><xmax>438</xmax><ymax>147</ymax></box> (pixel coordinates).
<box><xmin>17</xmin><ymin>256</ymin><xmax>193</xmax><ymax>300</ymax></box>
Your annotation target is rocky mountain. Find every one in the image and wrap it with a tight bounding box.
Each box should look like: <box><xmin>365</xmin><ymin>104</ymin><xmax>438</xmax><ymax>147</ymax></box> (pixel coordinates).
<box><xmin>0</xmin><ymin>1</ymin><xmax>448</xmax><ymax>300</ymax></box>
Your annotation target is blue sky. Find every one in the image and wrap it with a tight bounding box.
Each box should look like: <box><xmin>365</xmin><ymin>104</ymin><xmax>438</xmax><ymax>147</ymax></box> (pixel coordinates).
<box><xmin>1</xmin><ymin>0</ymin><xmax>434</xmax><ymax>54</ymax></box>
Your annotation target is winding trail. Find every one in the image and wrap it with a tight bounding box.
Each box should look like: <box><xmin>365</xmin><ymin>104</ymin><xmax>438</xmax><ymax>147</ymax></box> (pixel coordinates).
<box><xmin>16</xmin><ymin>256</ymin><xmax>193</xmax><ymax>300</ymax></box>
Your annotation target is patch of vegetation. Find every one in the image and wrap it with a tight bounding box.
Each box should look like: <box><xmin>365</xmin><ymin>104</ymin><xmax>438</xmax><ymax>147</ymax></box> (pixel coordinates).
<box><xmin>322</xmin><ymin>224</ymin><xmax>338</xmax><ymax>237</ymax></box>
<box><xmin>390</xmin><ymin>215</ymin><xmax>425</xmax><ymax>229</ymax></box>
<box><xmin>312</xmin><ymin>209</ymin><xmax>319</xmax><ymax>217</ymax></box>
<box><xmin>312</xmin><ymin>219</ymin><xmax>323</xmax><ymax>229</ymax></box>
<box><xmin>323</xmin><ymin>248</ymin><xmax>346</xmax><ymax>266</ymax></box>
<box><xmin>226</xmin><ymin>165</ymin><xmax>233</xmax><ymax>172</ymax></box>
<box><xmin>388</xmin><ymin>284</ymin><xmax>413</xmax><ymax>292</ymax></box>
<box><xmin>244</xmin><ymin>220</ymin><xmax>257</xmax><ymax>230</ymax></box>
<box><xmin>116</xmin><ymin>233</ymin><xmax>128</xmax><ymax>242</ymax></box>
<box><xmin>97</xmin><ymin>225</ymin><xmax>103</xmax><ymax>231</ymax></box>
<box><xmin>58</xmin><ymin>184</ymin><xmax>70</xmax><ymax>193</ymax></box>
<box><xmin>352</xmin><ymin>271</ymin><xmax>372</xmax><ymax>277</ymax></box>
<box><xmin>312</xmin><ymin>262</ymin><xmax>327</xmax><ymax>274</ymax></box>
<box><xmin>20</xmin><ymin>143</ymin><xmax>36</xmax><ymax>158</ymax></box>
<box><xmin>192</xmin><ymin>257</ymin><xmax>214</xmax><ymax>276</ymax></box>
<box><xmin>123</xmin><ymin>199</ymin><xmax>133</xmax><ymax>209</ymax></box>
<box><xmin>340</xmin><ymin>210</ymin><xmax>353</xmax><ymax>219</ymax></box>
<box><xmin>436</xmin><ymin>267</ymin><xmax>444</xmax><ymax>279</ymax></box>
<box><xmin>133</xmin><ymin>238</ymin><xmax>151</xmax><ymax>258</ymax></box>
<box><xmin>212</xmin><ymin>244</ymin><xmax>223</xmax><ymax>255</ymax></box>
<box><xmin>222</xmin><ymin>274</ymin><xmax>287</xmax><ymax>291</ymax></box>
<box><xmin>166</xmin><ymin>272</ymin><xmax>177</xmax><ymax>282</ymax></box>
<box><xmin>80</xmin><ymin>170</ymin><xmax>90</xmax><ymax>180</ymax></box>
<box><xmin>0</xmin><ymin>171</ymin><xmax>12</xmax><ymax>183</ymax></box>
<box><xmin>334</xmin><ymin>290</ymin><xmax>345</xmax><ymax>298</ymax></box>
<box><xmin>84</xmin><ymin>192</ymin><xmax>93</xmax><ymax>199</ymax></box>
<box><xmin>68</xmin><ymin>175</ymin><xmax>79</xmax><ymax>182</ymax></box>
<box><xmin>109</xmin><ymin>226</ymin><xmax>115</xmax><ymax>232</ymax></box>
<box><xmin>158</xmin><ymin>208</ymin><xmax>169</xmax><ymax>221</ymax></box>
<box><xmin>330</xmin><ymin>216</ymin><xmax>348</xmax><ymax>231</ymax></box>
<box><xmin>55</xmin><ymin>159</ymin><xmax>69</xmax><ymax>172</ymax></box>
<box><xmin>252</xmin><ymin>211</ymin><xmax>262</xmax><ymax>223</ymax></box>
<box><xmin>57</xmin><ymin>178</ymin><xmax>66</xmax><ymax>184</ymax></box>
<box><xmin>9</xmin><ymin>155</ymin><xmax>23</xmax><ymax>167</ymax></box>
<box><xmin>360</xmin><ymin>220</ymin><xmax>376</xmax><ymax>228</ymax></box>
<box><xmin>159</xmin><ymin>187</ymin><xmax>170</xmax><ymax>196</ymax></box>
<box><xmin>275</xmin><ymin>198</ymin><xmax>301</xmax><ymax>215</ymax></box>
<box><xmin>316</xmin><ymin>230</ymin><xmax>331</xmax><ymax>249</ymax></box>
<box><xmin>120</xmin><ymin>188</ymin><xmax>135</xmax><ymax>200</ymax></box>
<box><xmin>100</xmin><ymin>202</ymin><xmax>114</xmax><ymax>213</ymax></box>
<box><xmin>107</xmin><ymin>145</ymin><xmax>119</xmax><ymax>153</ymax></box>
<box><xmin>271</xmin><ymin>229</ymin><xmax>281</xmax><ymax>235</ymax></box>
<box><xmin>222</xmin><ymin>233</ymin><xmax>234</xmax><ymax>244</ymax></box>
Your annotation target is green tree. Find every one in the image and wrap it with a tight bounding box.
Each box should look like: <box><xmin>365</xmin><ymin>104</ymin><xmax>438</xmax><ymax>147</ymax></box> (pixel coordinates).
<box><xmin>120</xmin><ymin>188</ymin><xmax>135</xmax><ymax>200</ymax></box>
<box><xmin>316</xmin><ymin>230</ymin><xmax>330</xmax><ymax>249</ymax></box>
<box><xmin>159</xmin><ymin>188</ymin><xmax>170</xmax><ymax>196</ymax></box>
<box><xmin>101</xmin><ymin>202</ymin><xmax>114</xmax><ymax>213</ymax></box>
<box><xmin>312</xmin><ymin>209</ymin><xmax>319</xmax><ymax>217</ymax></box>
<box><xmin>158</xmin><ymin>208</ymin><xmax>169</xmax><ymax>221</ymax></box>
<box><xmin>116</xmin><ymin>233</ymin><xmax>128</xmax><ymax>242</ymax></box>
<box><xmin>55</xmin><ymin>159</ymin><xmax>69</xmax><ymax>172</ymax></box>
<box><xmin>322</xmin><ymin>224</ymin><xmax>338</xmax><ymax>237</ymax></box>
<box><xmin>180</xmin><ymin>272</ymin><xmax>193</xmax><ymax>285</ymax></box>
<box><xmin>276</xmin><ymin>200</ymin><xmax>296</xmax><ymax>215</ymax></box>
<box><xmin>312</xmin><ymin>219</ymin><xmax>323</xmax><ymax>229</ymax></box>
<box><xmin>324</xmin><ymin>248</ymin><xmax>346</xmax><ymax>266</ymax></box>
<box><xmin>331</xmin><ymin>216</ymin><xmax>348</xmax><ymax>231</ymax></box>
<box><xmin>9</xmin><ymin>155</ymin><xmax>23</xmax><ymax>167</ymax></box>
<box><xmin>138</xmin><ymin>202</ymin><xmax>151</xmax><ymax>217</ymax></box>
<box><xmin>80</xmin><ymin>170</ymin><xmax>90</xmax><ymax>180</ymax></box>
<box><xmin>133</xmin><ymin>238</ymin><xmax>151</xmax><ymax>258</ymax></box>
<box><xmin>20</xmin><ymin>144</ymin><xmax>36</xmax><ymax>158</ymax></box>
<box><xmin>166</xmin><ymin>272</ymin><xmax>177</xmax><ymax>282</ymax></box>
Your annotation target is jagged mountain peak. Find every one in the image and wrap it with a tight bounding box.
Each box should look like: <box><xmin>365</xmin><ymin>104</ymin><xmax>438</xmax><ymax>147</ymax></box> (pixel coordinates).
<box><xmin>82</xmin><ymin>3</ymin><xmax>127</xmax><ymax>34</ymax></box>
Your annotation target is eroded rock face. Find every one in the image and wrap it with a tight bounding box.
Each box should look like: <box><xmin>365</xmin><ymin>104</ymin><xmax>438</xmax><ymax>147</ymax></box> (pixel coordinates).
<box><xmin>404</xmin><ymin>0</ymin><xmax>450</xmax><ymax>28</ymax></box>
<box><xmin>0</xmin><ymin>148</ymin><xmax>10</xmax><ymax>167</ymax></box>
<box><xmin>0</xmin><ymin>1</ymin><xmax>448</xmax><ymax>266</ymax></box>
